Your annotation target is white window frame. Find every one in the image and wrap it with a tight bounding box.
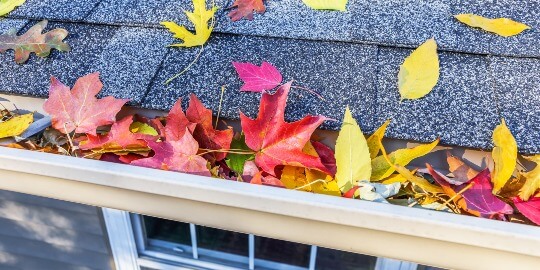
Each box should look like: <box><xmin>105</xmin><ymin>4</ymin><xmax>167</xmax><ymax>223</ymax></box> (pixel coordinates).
<box><xmin>102</xmin><ymin>209</ymin><xmax>418</xmax><ymax>270</ymax></box>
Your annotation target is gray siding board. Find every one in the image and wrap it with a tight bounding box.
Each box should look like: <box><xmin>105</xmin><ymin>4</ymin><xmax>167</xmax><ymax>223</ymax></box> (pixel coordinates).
<box><xmin>0</xmin><ymin>191</ymin><xmax>115</xmax><ymax>270</ymax></box>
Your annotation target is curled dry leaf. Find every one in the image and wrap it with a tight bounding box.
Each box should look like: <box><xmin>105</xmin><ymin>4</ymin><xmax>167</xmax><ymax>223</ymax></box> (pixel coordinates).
<box><xmin>0</xmin><ymin>20</ymin><xmax>70</xmax><ymax>64</ymax></box>
<box><xmin>454</xmin><ymin>14</ymin><xmax>531</xmax><ymax>37</ymax></box>
<box><xmin>491</xmin><ymin>119</ymin><xmax>517</xmax><ymax>194</ymax></box>
<box><xmin>161</xmin><ymin>0</ymin><xmax>217</xmax><ymax>47</ymax></box>
<box><xmin>335</xmin><ymin>106</ymin><xmax>371</xmax><ymax>192</ymax></box>
<box><xmin>43</xmin><ymin>72</ymin><xmax>128</xmax><ymax>135</ymax></box>
<box><xmin>398</xmin><ymin>38</ymin><xmax>439</xmax><ymax>100</ymax></box>
<box><xmin>302</xmin><ymin>0</ymin><xmax>348</xmax><ymax>11</ymax></box>
<box><xmin>228</xmin><ymin>0</ymin><xmax>265</xmax><ymax>21</ymax></box>
<box><xmin>232</xmin><ymin>62</ymin><xmax>282</xmax><ymax>92</ymax></box>
<box><xmin>447</xmin><ymin>152</ymin><xmax>478</xmax><ymax>184</ymax></box>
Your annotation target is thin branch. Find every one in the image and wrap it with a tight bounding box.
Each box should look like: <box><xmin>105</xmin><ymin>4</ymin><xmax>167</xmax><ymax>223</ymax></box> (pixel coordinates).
<box><xmin>165</xmin><ymin>45</ymin><xmax>204</xmax><ymax>85</ymax></box>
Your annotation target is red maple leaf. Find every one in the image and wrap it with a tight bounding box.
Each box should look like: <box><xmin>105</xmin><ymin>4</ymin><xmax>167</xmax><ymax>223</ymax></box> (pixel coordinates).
<box><xmin>240</xmin><ymin>82</ymin><xmax>329</xmax><ymax>175</ymax></box>
<box><xmin>512</xmin><ymin>196</ymin><xmax>540</xmax><ymax>225</ymax></box>
<box><xmin>43</xmin><ymin>72</ymin><xmax>128</xmax><ymax>135</ymax></box>
<box><xmin>186</xmin><ymin>94</ymin><xmax>233</xmax><ymax>161</ymax></box>
<box><xmin>79</xmin><ymin>115</ymin><xmax>155</xmax><ymax>151</ymax></box>
<box><xmin>428</xmin><ymin>164</ymin><xmax>513</xmax><ymax>219</ymax></box>
<box><xmin>131</xmin><ymin>129</ymin><xmax>210</xmax><ymax>176</ymax></box>
<box><xmin>164</xmin><ymin>98</ymin><xmax>196</xmax><ymax>141</ymax></box>
<box><xmin>228</xmin><ymin>0</ymin><xmax>266</xmax><ymax>21</ymax></box>
<box><xmin>312</xmin><ymin>141</ymin><xmax>337</xmax><ymax>175</ymax></box>
<box><xmin>232</xmin><ymin>62</ymin><xmax>282</xmax><ymax>92</ymax></box>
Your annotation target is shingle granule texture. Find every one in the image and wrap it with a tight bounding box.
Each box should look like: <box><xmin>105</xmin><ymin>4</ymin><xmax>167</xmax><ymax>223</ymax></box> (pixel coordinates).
<box><xmin>491</xmin><ymin>56</ymin><xmax>540</xmax><ymax>154</ymax></box>
<box><xmin>8</xmin><ymin>0</ymin><xmax>101</xmax><ymax>21</ymax></box>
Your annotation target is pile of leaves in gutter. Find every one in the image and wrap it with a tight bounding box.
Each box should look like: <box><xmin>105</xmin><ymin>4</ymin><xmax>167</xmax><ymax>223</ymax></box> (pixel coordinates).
<box><xmin>1</xmin><ymin>63</ymin><xmax>540</xmax><ymax>227</ymax></box>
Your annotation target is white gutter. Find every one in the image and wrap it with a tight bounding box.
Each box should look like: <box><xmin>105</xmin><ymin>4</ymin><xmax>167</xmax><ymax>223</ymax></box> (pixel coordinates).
<box><xmin>0</xmin><ymin>147</ymin><xmax>539</xmax><ymax>270</ymax></box>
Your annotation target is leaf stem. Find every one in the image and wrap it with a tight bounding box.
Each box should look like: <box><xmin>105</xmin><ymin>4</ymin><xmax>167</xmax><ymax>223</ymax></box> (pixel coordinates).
<box><xmin>437</xmin><ymin>182</ymin><xmax>475</xmax><ymax>211</ymax></box>
<box><xmin>63</xmin><ymin>123</ymin><xmax>77</xmax><ymax>157</ymax></box>
<box><xmin>294</xmin><ymin>179</ymin><xmax>326</xmax><ymax>191</ymax></box>
<box><xmin>290</xmin><ymin>85</ymin><xmax>325</xmax><ymax>101</ymax></box>
<box><xmin>215</xmin><ymin>85</ymin><xmax>226</xmax><ymax>129</ymax></box>
<box><xmin>165</xmin><ymin>45</ymin><xmax>205</xmax><ymax>85</ymax></box>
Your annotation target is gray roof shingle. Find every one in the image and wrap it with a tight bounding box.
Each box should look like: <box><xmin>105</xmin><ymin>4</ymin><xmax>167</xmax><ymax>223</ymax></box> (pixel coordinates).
<box><xmin>1</xmin><ymin>0</ymin><xmax>539</xmax><ymax>153</ymax></box>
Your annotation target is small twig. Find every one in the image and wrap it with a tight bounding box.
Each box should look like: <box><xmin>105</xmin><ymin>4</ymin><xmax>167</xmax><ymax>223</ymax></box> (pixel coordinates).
<box><xmin>215</xmin><ymin>85</ymin><xmax>226</xmax><ymax>129</ymax></box>
<box><xmin>63</xmin><ymin>123</ymin><xmax>77</xmax><ymax>157</ymax></box>
<box><xmin>437</xmin><ymin>182</ymin><xmax>475</xmax><ymax>211</ymax></box>
<box><xmin>294</xmin><ymin>179</ymin><xmax>326</xmax><ymax>191</ymax></box>
<box><xmin>165</xmin><ymin>45</ymin><xmax>205</xmax><ymax>85</ymax></box>
<box><xmin>408</xmin><ymin>200</ymin><xmax>419</xmax><ymax>207</ymax></box>
<box><xmin>291</xmin><ymin>85</ymin><xmax>325</xmax><ymax>101</ymax></box>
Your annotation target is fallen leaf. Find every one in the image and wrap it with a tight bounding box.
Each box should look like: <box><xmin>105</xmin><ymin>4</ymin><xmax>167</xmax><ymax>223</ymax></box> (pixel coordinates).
<box><xmin>43</xmin><ymin>73</ymin><xmax>128</xmax><ymax>135</ymax></box>
<box><xmin>335</xmin><ymin>106</ymin><xmax>371</xmax><ymax>192</ymax></box>
<box><xmin>281</xmin><ymin>166</ymin><xmax>310</xmax><ymax>191</ymax></box>
<box><xmin>429</xmin><ymin>164</ymin><xmax>513</xmax><ymax>219</ymax></box>
<box><xmin>161</xmin><ymin>0</ymin><xmax>217</xmax><ymax>47</ymax></box>
<box><xmin>380</xmin><ymin>173</ymin><xmax>408</xmax><ymax>185</ymax></box>
<box><xmin>232</xmin><ymin>62</ymin><xmax>282</xmax><ymax>92</ymax></box>
<box><xmin>367</xmin><ymin>119</ymin><xmax>390</xmax><ymax>159</ymax></box>
<box><xmin>0</xmin><ymin>113</ymin><xmax>33</xmax><ymax>139</ymax></box>
<box><xmin>302</xmin><ymin>0</ymin><xmax>348</xmax><ymax>11</ymax></box>
<box><xmin>79</xmin><ymin>116</ymin><xmax>155</xmax><ymax>153</ymax></box>
<box><xmin>371</xmin><ymin>139</ymin><xmax>439</xmax><ymax>180</ymax></box>
<box><xmin>447</xmin><ymin>153</ymin><xmax>478</xmax><ymax>184</ymax></box>
<box><xmin>454</xmin><ymin>14</ymin><xmax>531</xmax><ymax>37</ymax></box>
<box><xmin>0</xmin><ymin>0</ymin><xmax>26</xmax><ymax>16</ymax></box>
<box><xmin>186</xmin><ymin>94</ymin><xmax>233</xmax><ymax>161</ymax></box>
<box><xmin>228</xmin><ymin>0</ymin><xmax>265</xmax><ymax>21</ymax></box>
<box><xmin>0</xmin><ymin>20</ymin><xmax>70</xmax><ymax>64</ymax></box>
<box><xmin>131</xmin><ymin>128</ymin><xmax>210</xmax><ymax>176</ymax></box>
<box><xmin>512</xmin><ymin>197</ymin><xmax>540</xmax><ymax>225</ymax></box>
<box><xmin>16</xmin><ymin>115</ymin><xmax>51</xmax><ymax>141</ymax></box>
<box><xmin>519</xmin><ymin>155</ymin><xmax>540</xmax><ymax>201</ymax></box>
<box><xmin>398</xmin><ymin>38</ymin><xmax>439</xmax><ymax>100</ymax></box>
<box><xmin>164</xmin><ymin>98</ymin><xmax>196</xmax><ymax>141</ymax></box>
<box><xmin>311</xmin><ymin>141</ymin><xmax>337</xmax><ymax>175</ymax></box>
<box><xmin>130</xmin><ymin>122</ymin><xmax>158</xmax><ymax>136</ymax></box>
<box><xmin>225</xmin><ymin>133</ymin><xmax>254</xmax><ymax>175</ymax></box>
<box><xmin>356</xmin><ymin>180</ymin><xmax>401</xmax><ymax>203</ymax></box>
<box><xmin>491</xmin><ymin>119</ymin><xmax>517</xmax><ymax>194</ymax></box>
<box><xmin>240</xmin><ymin>82</ymin><xmax>328</xmax><ymax>175</ymax></box>
<box><xmin>396</xmin><ymin>165</ymin><xmax>443</xmax><ymax>194</ymax></box>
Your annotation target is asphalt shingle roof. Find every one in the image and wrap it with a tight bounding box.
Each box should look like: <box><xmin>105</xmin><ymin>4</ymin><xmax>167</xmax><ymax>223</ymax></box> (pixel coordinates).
<box><xmin>0</xmin><ymin>0</ymin><xmax>539</xmax><ymax>153</ymax></box>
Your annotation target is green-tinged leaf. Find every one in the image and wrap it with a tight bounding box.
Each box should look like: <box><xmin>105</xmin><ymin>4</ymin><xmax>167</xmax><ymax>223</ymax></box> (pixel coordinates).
<box><xmin>335</xmin><ymin>106</ymin><xmax>371</xmax><ymax>192</ymax></box>
<box><xmin>367</xmin><ymin>119</ymin><xmax>390</xmax><ymax>159</ymax></box>
<box><xmin>226</xmin><ymin>133</ymin><xmax>254</xmax><ymax>175</ymax></box>
<box><xmin>130</xmin><ymin>122</ymin><xmax>158</xmax><ymax>136</ymax></box>
<box><xmin>0</xmin><ymin>113</ymin><xmax>33</xmax><ymax>139</ymax></box>
<box><xmin>0</xmin><ymin>20</ymin><xmax>70</xmax><ymax>64</ymax></box>
<box><xmin>0</xmin><ymin>0</ymin><xmax>26</xmax><ymax>16</ymax></box>
<box><xmin>491</xmin><ymin>119</ymin><xmax>517</xmax><ymax>194</ymax></box>
<box><xmin>454</xmin><ymin>14</ymin><xmax>531</xmax><ymax>37</ymax></box>
<box><xmin>398</xmin><ymin>38</ymin><xmax>439</xmax><ymax>100</ymax></box>
<box><xmin>371</xmin><ymin>139</ymin><xmax>439</xmax><ymax>180</ymax></box>
<box><xmin>302</xmin><ymin>0</ymin><xmax>348</xmax><ymax>11</ymax></box>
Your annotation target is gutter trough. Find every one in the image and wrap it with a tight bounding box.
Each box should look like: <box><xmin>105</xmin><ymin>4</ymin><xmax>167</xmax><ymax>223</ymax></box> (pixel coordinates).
<box><xmin>0</xmin><ymin>147</ymin><xmax>539</xmax><ymax>270</ymax></box>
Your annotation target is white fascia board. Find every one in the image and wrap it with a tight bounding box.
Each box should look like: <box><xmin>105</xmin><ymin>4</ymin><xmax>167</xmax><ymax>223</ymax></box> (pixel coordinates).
<box><xmin>0</xmin><ymin>146</ymin><xmax>539</xmax><ymax>270</ymax></box>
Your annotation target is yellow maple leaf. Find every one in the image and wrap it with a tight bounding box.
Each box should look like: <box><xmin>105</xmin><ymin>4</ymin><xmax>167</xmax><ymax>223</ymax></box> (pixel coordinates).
<box><xmin>519</xmin><ymin>155</ymin><xmax>540</xmax><ymax>201</ymax></box>
<box><xmin>335</xmin><ymin>106</ymin><xmax>371</xmax><ymax>192</ymax></box>
<box><xmin>161</xmin><ymin>0</ymin><xmax>218</xmax><ymax>47</ymax></box>
<box><xmin>491</xmin><ymin>119</ymin><xmax>517</xmax><ymax>194</ymax></box>
<box><xmin>0</xmin><ymin>0</ymin><xmax>26</xmax><ymax>17</ymax></box>
<box><xmin>0</xmin><ymin>113</ymin><xmax>33</xmax><ymax>139</ymax></box>
<box><xmin>371</xmin><ymin>139</ymin><xmax>439</xmax><ymax>181</ymax></box>
<box><xmin>398</xmin><ymin>38</ymin><xmax>439</xmax><ymax>100</ymax></box>
<box><xmin>367</xmin><ymin>119</ymin><xmax>390</xmax><ymax>159</ymax></box>
<box><xmin>302</xmin><ymin>0</ymin><xmax>348</xmax><ymax>11</ymax></box>
<box><xmin>454</xmin><ymin>14</ymin><xmax>531</xmax><ymax>37</ymax></box>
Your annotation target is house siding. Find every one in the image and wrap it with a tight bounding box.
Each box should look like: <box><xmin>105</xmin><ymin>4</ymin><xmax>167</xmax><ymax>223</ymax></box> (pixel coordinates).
<box><xmin>0</xmin><ymin>190</ymin><xmax>115</xmax><ymax>270</ymax></box>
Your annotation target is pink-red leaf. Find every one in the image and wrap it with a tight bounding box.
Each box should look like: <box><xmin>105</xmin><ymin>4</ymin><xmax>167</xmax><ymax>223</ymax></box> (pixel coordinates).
<box><xmin>80</xmin><ymin>115</ymin><xmax>154</xmax><ymax>150</ymax></box>
<box><xmin>513</xmin><ymin>197</ymin><xmax>540</xmax><ymax>225</ymax></box>
<box><xmin>43</xmin><ymin>72</ymin><xmax>128</xmax><ymax>135</ymax></box>
<box><xmin>186</xmin><ymin>94</ymin><xmax>233</xmax><ymax>161</ymax></box>
<box><xmin>165</xmin><ymin>98</ymin><xmax>196</xmax><ymax>141</ymax></box>
<box><xmin>228</xmin><ymin>0</ymin><xmax>266</xmax><ymax>21</ymax></box>
<box><xmin>131</xmin><ymin>129</ymin><xmax>210</xmax><ymax>176</ymax></box>
<box><xmin>232</xmin><ymin>62</ymin><xmax>282</xmax><ymax>92</ymax></box>
<box><xmin>240</xmin><ymin>81</ymin><xmax>329</xmax><ymax>175</ymax></box>
<box><xmin>312</xmin><ymin>141</ymin><xmax>337</xmax><ymax>176</ymax></box>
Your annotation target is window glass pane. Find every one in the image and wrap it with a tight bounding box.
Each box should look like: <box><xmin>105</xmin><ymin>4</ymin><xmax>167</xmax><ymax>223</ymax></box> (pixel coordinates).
<box><xmin>143</xmin><ymin>216</ymin><xmax>191</xmax><ymax>245</ymax></box>
<box><xmin>315</xmin><ymin>247</ymin><xmax>377</xmax><ymax>270</ymax></box>
<box><xmin>196</xmin><ymin>226</ymin><xmax>248</xmax><ymax>256</ymax></box>
<box><xmin>255</xmin><ymin>236</ymin><xmax>310</xmax><ymax>267</ymax></box>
